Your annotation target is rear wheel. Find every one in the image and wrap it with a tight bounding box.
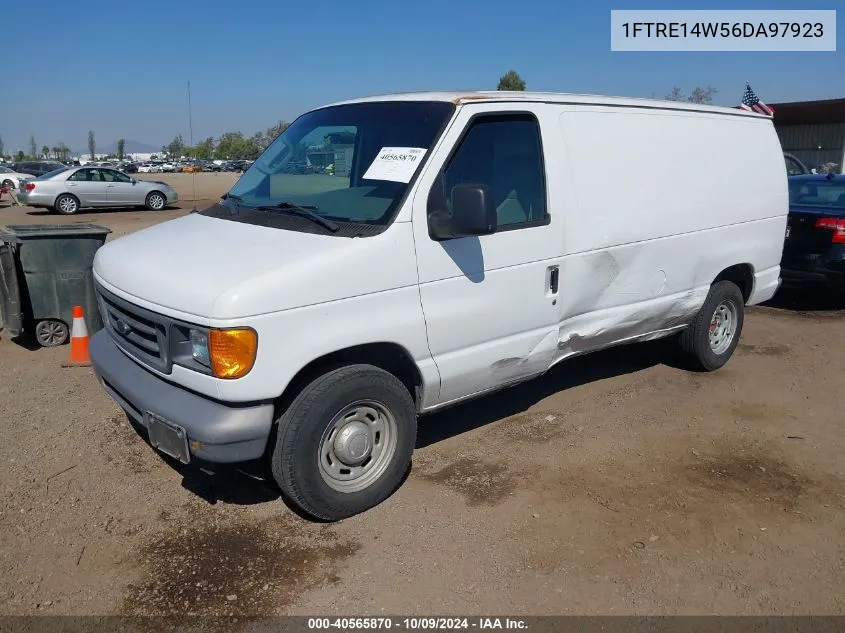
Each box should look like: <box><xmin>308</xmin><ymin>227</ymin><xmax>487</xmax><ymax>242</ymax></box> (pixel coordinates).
<box><xmin>54</xmin><ymin>194</ymin><xmax>80</xmax><ymax>215</ymax></box>
<box><xmin>145</xmin><ymin>191</ymin><xmax>166</xmax><ymax>210</ymax></box>
<box><xmin>1</xmin><ymin>179</ymin><xmax>14</xmax><ymax>190</ymax></box>
<box><xmin>271</xmin><ymin>364</ymin><xmax>417</xmax><ymax>521</ymax></box>
<box><xmin>677</xmin><ymin>280</ymin><xmax>745</xmax><ymax>371</ymax></box>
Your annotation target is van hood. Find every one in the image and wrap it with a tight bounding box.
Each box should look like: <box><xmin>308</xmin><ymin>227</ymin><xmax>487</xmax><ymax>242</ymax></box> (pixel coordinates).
<box><xmin>93</xmin><ymin>212</ymin><xmax>416</xmax><ymax>321</ymax></box>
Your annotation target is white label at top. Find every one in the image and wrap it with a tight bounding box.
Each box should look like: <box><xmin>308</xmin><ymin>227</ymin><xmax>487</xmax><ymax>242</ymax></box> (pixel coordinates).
<box><xmin>362</xmin><ymin>147</ymin><xmax>428</xmax><ymax>183</ymax></box>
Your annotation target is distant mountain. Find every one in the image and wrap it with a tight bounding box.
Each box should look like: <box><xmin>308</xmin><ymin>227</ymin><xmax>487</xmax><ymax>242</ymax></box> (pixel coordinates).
<box><xmin>76</xmin><ymin>140</ymin><xmax>160</xmax><ymax>155</ymax></box>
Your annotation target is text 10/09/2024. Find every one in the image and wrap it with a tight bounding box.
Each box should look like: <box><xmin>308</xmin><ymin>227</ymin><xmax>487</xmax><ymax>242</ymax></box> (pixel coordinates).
<box><xmin>307</xmin><ymin>617</ymin><xmax>528</xmax><ymax>630</ymax></box>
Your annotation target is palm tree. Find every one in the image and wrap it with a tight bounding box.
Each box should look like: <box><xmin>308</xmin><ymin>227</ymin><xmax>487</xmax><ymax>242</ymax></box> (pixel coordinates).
<box><xmin>41</xmin><ymin>145</ymin><xmax>50</xmax><ymax>159</ymax></box>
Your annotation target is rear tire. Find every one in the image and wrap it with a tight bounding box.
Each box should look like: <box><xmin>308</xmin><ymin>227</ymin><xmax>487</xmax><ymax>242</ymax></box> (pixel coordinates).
<box><xmin>677</xmin><ymin>280</ymin><xmax>745</xmax><ymax>371</ymax></box>
<box><xmin>271</xmin><ymin>364</ymin><xmax>417</xmax><ymax>521</ymax></box>
<box><xmin>1</xmin><ymin>179</ymin><xmax>14</xmax><ymax>190</ymax></box>
<box><xmin>54</xmin><ymin>194</ymin><xmax>80</xmax><ymax>215</ymax></box>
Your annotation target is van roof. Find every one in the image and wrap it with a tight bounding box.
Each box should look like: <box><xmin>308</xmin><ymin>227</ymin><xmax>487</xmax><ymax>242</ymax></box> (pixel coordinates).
<box><xmin>322</xmin><ymin>90</ymin><xmax>767</xmax><ymax>118</ymax></box>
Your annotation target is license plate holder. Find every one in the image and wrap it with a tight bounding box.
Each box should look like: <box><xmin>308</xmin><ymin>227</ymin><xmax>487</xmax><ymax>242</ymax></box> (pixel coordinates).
<box><xmin>144</xmin><ymin>411</ymin><xmax>190</xmax><ymax>464</ymax></box>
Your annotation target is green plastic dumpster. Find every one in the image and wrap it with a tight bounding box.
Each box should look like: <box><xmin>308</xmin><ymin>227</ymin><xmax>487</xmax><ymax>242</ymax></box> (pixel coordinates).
<box><xmin>0</xmin><ymin>224</ymin><xmax>111</xmax><ymax>347</ymax></box>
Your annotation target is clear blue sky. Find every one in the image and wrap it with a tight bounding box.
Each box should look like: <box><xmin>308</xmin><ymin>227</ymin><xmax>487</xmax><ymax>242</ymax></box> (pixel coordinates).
<box><xmin>2</xmin><ymin>0</ymin><xmax>842</xmax><ymax>153</ymax></box>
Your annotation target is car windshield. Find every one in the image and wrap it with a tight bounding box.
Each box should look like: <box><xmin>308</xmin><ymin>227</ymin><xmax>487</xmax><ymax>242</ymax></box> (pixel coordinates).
<box><xmin>36</xmin><ymin>167</ymin><xmax>71</xmax><ymax>180</ymax></box>
<box><xmin>223</xmin><ymin>101</ymin><xmax>455</xmax><ymax>225</ymax></box>
<box><xmin>0</xmin><ymin>166</ymin><xmax>12</xmax><ymax>173</ymax></box>
<box><xmin>789</xmin><ymin>179</ymin><xmax>845</xmax><ymax>209</ymax></box>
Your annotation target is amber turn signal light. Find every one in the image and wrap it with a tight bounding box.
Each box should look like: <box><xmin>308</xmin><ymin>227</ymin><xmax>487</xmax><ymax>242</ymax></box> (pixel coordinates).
<box><xmin>209</xmin><ymin>328</ymin><xmax>258</xmax><ymax>379</ymax></box>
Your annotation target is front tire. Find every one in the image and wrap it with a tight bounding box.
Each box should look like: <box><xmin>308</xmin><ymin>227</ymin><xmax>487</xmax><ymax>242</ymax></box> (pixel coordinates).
<box><xmin>677</xmin><ymin>280</ymin><xmax>745</xmax><ymax>371</ymax></box>
<box><xmin>271</xmin><ymin>364</ymin><xmax>417</xmax><ymax>521</ymax></box>
<box><xmin>54</xmin><ymin>194</ymin><xmax>80</xmax><ymax>215</ymax></box>
<box><xmin>145</xmin><ymin>191</ymin><xmax>166</xmax><ymax>210</ymax></box>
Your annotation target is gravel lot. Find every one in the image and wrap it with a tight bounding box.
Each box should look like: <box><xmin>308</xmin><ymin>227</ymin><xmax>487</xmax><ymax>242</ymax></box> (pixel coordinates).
<box><xmin>1</xmin><ymin>174</ymin><xmax>844</xmax><ymax>617</ymax></box>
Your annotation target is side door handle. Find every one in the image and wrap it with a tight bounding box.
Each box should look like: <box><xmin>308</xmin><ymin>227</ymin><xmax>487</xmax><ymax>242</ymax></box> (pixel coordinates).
<box><xmin>548</xmin><ymin>265</ymin><xmax>559</xmax><ymax>295</ymax></box>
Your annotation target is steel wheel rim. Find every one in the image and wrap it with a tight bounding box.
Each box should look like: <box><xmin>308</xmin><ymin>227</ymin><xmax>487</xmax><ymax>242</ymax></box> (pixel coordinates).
<box><xmin>36</xmin><ymin>321</ymin><xmax>66</xmax><ymax>345</ymax></box>
<box><xmin>709</xmin><ymin>299</ymin><xmax>737</xmax><ymax>355</ymax></box>
<box><xmin>318</xmin><ymin>399</ymin><xmax>398</xmax><ymax>493</ymax></box>
<box><xmin>59</xmin><ymin>196</ymin><xmax>76</xmax><ymax>213</ymax></box>
<box><xmin>149</xmin><ymin>194</ymin><xmax>164</xmax><ymax>209</ymax></box>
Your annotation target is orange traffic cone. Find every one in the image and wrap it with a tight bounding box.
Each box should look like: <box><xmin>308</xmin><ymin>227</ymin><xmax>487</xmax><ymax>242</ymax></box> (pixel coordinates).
<box><xmin>62</xmin><ymin>305</ymin><xmax>91</xmax><ymax>368</ymax></box>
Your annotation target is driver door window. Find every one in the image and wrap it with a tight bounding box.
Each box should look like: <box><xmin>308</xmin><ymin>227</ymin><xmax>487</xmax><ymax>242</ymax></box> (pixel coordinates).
<box><xmin>442</xmin><ymin>114</ymin><xmax>548</xmax><ymax>230</ymax></box>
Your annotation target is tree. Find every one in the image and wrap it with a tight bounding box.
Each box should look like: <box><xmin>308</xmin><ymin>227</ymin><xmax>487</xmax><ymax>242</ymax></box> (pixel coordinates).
<box><xmin>0</xmin><ymin>135</ymin><xmax>4</xmax><ymax>158</ymax></box>
<box><xmin>41</xmin><ymin>145</ymin><xmax>50</xmax><ymax>159</ymax></box>
<box><xmin>497</xmin><ymin>70</ymin><xmax>526</xmax><ymax>91</ymax></box>
<box><xmin>664</xmin><ymin>86</ymin><xmax>718</xmax><ymax>104</ymax></box>
<box><xmin>56</xmin><ymin>143</ymin><xmax>70</xmax><ymax>161</ymax></box>
<box><xmin>15</xmin><ymin>150</ymin><xmax>25</xmax><ymax>162</ymax></box>
<box><xmin>193</xmin><ymin>137</ymin><xmax>215</xmax><ymax>160</ymax></box>
<box><xmin>28</xmin><ymin>135</ymin><xmax>37</xmax><ymax>160</ymax></box>
<box><xmin>117</xmin><ymin>139</ymin><xmax>126</xmax><ymax>160</ymax></box>
<box><xmin>253</xmin><ymin>121</ymin><xmax>289</xmax><ymax>153</ymax></box>
<box><xmin>164</xmin><ymin>134</ymin><xmax>185</xmax><ymax>160</ymax></box>
<box><xmin>88</xmin><ymin>130</ymin><xmax>96</xmax><ymax>160</ymax></box>
<box><xmin>214</xmin><ymin>131</ymin><xmax>258</xmax><ymax>160</ymax></box>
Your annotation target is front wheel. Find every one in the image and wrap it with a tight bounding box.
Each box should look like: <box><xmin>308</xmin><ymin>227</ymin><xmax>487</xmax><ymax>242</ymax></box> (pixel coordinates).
<box><xmin>271</xmin><ymin>364</ymin><xmax>417</xmax><ymax>521</ymax></box>
<box><xmin>677</xmin><ymin>280</ymin><xmax>745</xmax><ymax>371</ymax></box>
<box><xmin>145</xmin><ymin>191</ymin><xmax>166</xmax><ymax>210</ymax></box>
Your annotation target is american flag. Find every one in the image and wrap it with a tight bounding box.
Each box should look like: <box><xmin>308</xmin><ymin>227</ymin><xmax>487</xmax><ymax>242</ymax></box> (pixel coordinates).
<box><xmin>739</xmin><ymin>83</ymin><xmax>774</xmax><ymax>117</ymax></box>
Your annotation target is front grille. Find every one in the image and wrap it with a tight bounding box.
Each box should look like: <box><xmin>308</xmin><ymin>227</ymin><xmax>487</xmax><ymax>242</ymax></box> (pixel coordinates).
<box><xmin>96</xmin><ymin>284</ymin><xmax>171</xmax><ymax>373</ymax></box>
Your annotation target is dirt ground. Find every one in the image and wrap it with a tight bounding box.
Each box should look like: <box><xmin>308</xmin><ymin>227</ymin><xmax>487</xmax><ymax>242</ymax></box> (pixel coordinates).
<box><xmin>1</xmin><ymin>181</ymin><xmax>844</xmax><ymax>618</ymax></box>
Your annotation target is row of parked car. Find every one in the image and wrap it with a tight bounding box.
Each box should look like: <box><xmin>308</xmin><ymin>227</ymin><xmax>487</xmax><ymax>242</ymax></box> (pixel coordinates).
<box><xmin>0</xmin><ymin>159</ymin><xmax>252</xmax><ymax>188</ymax></box>
<box><xmin>130</xmin><ymin>160</ymin><xmax>252</xmax><ymax>174</ymax></box>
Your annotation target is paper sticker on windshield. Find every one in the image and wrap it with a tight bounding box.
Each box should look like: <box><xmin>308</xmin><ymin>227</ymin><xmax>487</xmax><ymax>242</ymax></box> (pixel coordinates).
<box><xmin>362</xmin><ymin>147</ymin><xmax>427</xmax><ymax>183</ymax></box>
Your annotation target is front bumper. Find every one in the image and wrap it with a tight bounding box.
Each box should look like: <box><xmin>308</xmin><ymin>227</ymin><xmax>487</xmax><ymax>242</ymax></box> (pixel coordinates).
<box><xmin>89</xmin><ymin>329</ymin><xmax>274</xmax><ymax>463</ymax></box>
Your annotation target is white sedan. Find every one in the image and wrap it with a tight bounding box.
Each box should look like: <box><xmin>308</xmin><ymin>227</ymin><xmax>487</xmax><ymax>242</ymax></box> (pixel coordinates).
<box><xmin>0</xmin><ymin>165</ymin><xmax>34</xmax><ymax>190</ymax></box>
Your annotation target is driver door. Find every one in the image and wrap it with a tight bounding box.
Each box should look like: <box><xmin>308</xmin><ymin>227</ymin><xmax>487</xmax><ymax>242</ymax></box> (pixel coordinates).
<box><xmin>412</xmin><ymin>103</ymin><xmax>563</xmax><ymax>406</ymax></box>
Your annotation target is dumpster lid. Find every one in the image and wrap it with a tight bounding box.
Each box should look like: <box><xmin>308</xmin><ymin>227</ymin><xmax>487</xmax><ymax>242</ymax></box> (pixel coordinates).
<box><xmin>0</xmin><ymin>224</ymin><xmax>112</xmax><ymax>243</ymax></box>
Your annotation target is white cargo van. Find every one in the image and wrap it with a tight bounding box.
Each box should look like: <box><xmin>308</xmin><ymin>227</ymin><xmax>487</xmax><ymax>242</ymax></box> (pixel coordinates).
<box><xmin>89</xmin><ymin>91</ymin><xmax>788</xmax><ymax>520</ymax></box>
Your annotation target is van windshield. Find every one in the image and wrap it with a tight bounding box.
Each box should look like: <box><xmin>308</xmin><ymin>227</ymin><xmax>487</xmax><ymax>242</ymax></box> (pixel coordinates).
<box><xmin>220</xmin><ymin>101</ymin><xmax>455</xmax><ymax>227</ymax></box>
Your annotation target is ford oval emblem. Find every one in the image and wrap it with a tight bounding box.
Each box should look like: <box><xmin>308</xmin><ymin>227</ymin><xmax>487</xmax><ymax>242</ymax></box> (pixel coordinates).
<box><xmin>113</xmin><ymin>318</ymin><xmax>132</xmax><ymax>336</ymax></box>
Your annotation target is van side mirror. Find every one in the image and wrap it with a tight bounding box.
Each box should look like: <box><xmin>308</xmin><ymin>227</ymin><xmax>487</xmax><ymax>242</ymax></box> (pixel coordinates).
<box><xmin>428</xmin><ymin>182</ymin><xmax>498</xmax><ymax>241</ymax></box>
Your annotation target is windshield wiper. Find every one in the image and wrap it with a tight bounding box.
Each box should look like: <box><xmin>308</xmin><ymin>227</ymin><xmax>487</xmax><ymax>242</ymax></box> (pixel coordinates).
<box><xmin>255</xmin><ymin>201</ymin><xmax>339</xmax><ymax>232</ymax></box>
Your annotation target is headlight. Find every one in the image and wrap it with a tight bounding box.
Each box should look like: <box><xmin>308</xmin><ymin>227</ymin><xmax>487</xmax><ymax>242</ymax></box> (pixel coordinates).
<box><xmin>171</xmin><ymin>325</ymin><xmax>257</xmax><ymax>379</ymax></box>
<box><xmin>189</xmin><ymin>329</ymin><xmax>210</xmax><ymax>366</ymax></box>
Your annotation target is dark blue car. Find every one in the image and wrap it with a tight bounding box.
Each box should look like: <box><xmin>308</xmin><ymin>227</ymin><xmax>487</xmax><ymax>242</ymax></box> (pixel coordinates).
<box><xmin>781</xmin><ymin>173</ymin><xmax>845</xmax><ymax>291</ymax></box>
